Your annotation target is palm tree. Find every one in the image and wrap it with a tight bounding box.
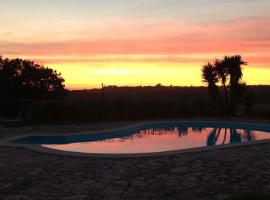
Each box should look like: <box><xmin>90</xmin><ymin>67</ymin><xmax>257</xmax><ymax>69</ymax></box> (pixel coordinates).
<box><xmin>202</xmin><ymin>63</ymin><xmax>222</xmax><ymax>109</ymax></box>
<box><xmin>223</xmin><ymin>55</ymin><xmax>247</xmax><ymax>115</ymax></box>
<box><xmin>202</xmin><ymin>55</ymin><xmax>248</xmax><ymax>115</ymax></box>
<box><xmin>224</xmin><ymin>55</ymin><xmax>246</xmax><ymax>86</ymax></box>
<box><xmin>215</xmin><ymin>59</ymin><xmax>229</xmax><ymax>110</ymax></box>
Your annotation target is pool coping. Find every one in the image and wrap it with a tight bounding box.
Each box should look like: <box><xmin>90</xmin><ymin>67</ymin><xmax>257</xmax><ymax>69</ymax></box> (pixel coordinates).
<box><xmin>1</xmin><ymin>120</ymin><xmax>270</xmax><ymax>158</ymax></box>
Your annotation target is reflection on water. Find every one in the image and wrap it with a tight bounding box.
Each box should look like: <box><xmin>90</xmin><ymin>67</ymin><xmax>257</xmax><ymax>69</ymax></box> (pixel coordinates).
<box><xmin>207</xmin><ymin>128</ymin><xmax>255</xmax><ymax>146</ymax></box>
<box><xmin>42</xmin><ymin>126</ymin><xmax>270</xmax><ymax>154</ymax></box>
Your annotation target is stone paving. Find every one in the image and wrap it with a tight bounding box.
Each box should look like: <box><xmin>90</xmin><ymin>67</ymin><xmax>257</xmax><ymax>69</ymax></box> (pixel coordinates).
<box><xmin>0</xmin><ymin>120</ymin><xmax>270</xmax><ymax>200</ymax></box>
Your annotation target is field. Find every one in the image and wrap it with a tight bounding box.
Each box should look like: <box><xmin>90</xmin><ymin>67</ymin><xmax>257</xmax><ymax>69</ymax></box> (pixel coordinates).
<box><xmin>0</xmin><ymin>85</ymin><xmax>269</xmax><ymax>124</ymax></box>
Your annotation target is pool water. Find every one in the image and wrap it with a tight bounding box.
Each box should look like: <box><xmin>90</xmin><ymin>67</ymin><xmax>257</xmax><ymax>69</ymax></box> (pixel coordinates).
<box><xmin>15</xmin><ymin>122</ymin><xmax>270</xmax><ymax>154</ymax></box>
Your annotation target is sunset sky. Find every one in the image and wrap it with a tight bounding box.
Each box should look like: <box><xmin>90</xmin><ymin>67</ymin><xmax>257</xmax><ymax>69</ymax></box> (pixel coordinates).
<box><xmin>1</xmin><ymin>0</ymin><xmax>270</xmax><ymax>89</ymax></box>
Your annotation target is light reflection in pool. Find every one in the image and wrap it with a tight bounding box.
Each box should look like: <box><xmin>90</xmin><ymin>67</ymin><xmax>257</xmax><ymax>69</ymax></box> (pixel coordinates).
<box><xmin>42</xmin><ymin>127</ymin><xmax>270</xmax><ymax>154</ymax></box>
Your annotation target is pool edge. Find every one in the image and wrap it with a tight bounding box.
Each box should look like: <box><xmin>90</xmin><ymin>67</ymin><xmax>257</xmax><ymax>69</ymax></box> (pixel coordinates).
<box><xmin>1</xmin><ymin>119</ymin><xmax>270</xmax><ymax>158</ymax></box>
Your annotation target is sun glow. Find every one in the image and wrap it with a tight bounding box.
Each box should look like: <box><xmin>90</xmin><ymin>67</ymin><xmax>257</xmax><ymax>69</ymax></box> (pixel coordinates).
<box><xmin>45</xmin><ymin>61</ymin><xmax>270</xmax><ymax>89</ymax></box>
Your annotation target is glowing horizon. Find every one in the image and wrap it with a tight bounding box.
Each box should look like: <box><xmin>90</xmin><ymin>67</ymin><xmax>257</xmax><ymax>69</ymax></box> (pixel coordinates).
<box><xmin>1</xmin><ymin>0</ymin><xmax>270</xmax><ymax>89</ymax></box>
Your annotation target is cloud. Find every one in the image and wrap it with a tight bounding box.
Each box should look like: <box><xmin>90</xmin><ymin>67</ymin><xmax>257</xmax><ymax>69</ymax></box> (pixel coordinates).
<box><xmin>1</xmin><ymin>16</ymin><xmax>270</xmax><ymax>67</ymax></box>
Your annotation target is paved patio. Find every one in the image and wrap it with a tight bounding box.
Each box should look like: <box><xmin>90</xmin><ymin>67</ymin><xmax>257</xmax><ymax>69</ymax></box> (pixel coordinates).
<box><xmin>1</xmin><ymin>120</ymin><xmax>270</xmax><ymax>200</ymax></box>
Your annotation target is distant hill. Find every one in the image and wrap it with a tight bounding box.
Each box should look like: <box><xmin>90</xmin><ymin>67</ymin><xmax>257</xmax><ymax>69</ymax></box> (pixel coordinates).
<box><xmin>67</xmin><ymin>85</ymin><xmax>270</xmax><ymax>104</ymax></box>
<box><xmin>68</xmin><ymin>86</ymin><xmax>208</xmax><ymax>101</ymax></box>
<box><xmin>1</xmin><ymin>85</ymin><xmax>270</xmax><ymax>122</ymax></box>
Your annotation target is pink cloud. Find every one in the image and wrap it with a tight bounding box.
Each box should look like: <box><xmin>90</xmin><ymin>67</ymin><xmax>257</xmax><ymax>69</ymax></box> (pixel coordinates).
<box><xmin>1</xmin><ymin>16</ymin><xmax>270</xmax><ymax>66</ymax></box>
<box><xmin>2</xmin><ymin>38</ymin><xmax>270</xmax><ymax>55</ymax></box>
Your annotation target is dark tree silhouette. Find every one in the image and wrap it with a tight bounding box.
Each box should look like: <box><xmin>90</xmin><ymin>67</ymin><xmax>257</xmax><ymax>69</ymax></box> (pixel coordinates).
<box><xmin>201</xmin><ymin>63</ymin><xmax>222</xmax><ymax>109</ymax></box>
<box><xmin>223</xmin><ymin>55</ymin><xmax>247</xmax><ymax>114</ymax></box>
<box><xmin>215</xmin><ymin>59</ymin><xmax>228</xmax><ymax>106</ymax></box>
<box><xmin>202</xmin><ymin>55</ymin><xmax>249</xmax><ymax>115</ymax></box>
<box><xmin>0</xmin><ymin>56</ymin><xmax>66</xmax><ymax>99</ymax></box>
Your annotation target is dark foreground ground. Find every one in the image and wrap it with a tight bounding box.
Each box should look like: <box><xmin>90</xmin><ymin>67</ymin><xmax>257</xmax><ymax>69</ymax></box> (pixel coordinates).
<box><xmin>1</xmin><ymin>120</ymin><xmax>270</xmax><ymax>200</ymax></box>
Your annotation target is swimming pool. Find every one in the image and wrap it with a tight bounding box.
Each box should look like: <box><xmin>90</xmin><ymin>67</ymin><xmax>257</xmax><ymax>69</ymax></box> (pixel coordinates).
<box><xmin>12</xmin><ymin>121</ymin><xmax>270</xmax><ymax>155</ymax></box>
